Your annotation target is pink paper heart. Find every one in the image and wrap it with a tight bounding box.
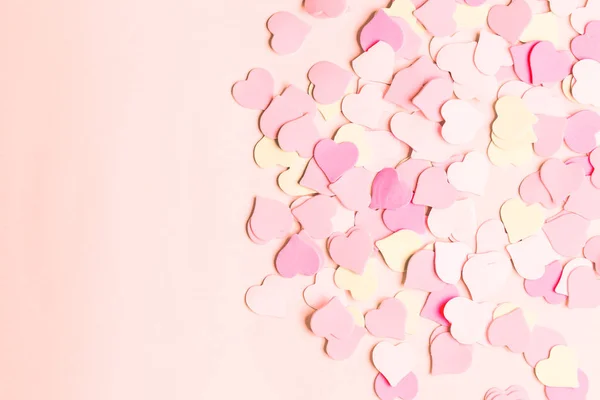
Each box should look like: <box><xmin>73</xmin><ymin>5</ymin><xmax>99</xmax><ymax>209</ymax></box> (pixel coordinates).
<box><xmin>565</xmin><ymin>178</ymin><xmax>600</xmax><ymax>220</ymax></box>
<box><xmin>370</xmin><ymin>168</ymin><xmax>412</xmax><ymax>210</ymax></box>
<box><xmin>352</xmin><ymin>41</ymin><xmax>395</xmax><ymax>84</ymax></box>
<box><xmin>374</xmin><ymin>372</ymin><xmax>419</xmax><ymax>400</ymax></box>
<box><xmin>524</xmin><ymin>325</ymin><xmax>566</xmax><ymax>367</ymax></box>
<box><xmin>567</xmin><ymin>266</ymin><xmax>600</xmax><ymax>308</ymax></box>
<box><xmin>571</xmin><ymin>20</ymin><xmax>600</xmax><ymax>63</ymax></box>
<box><xmin>487</xmin><ymin>0</ymin><xmax>532</xmax><ymax>44</ymax></box>
<box><xmin>325</xmin><ymin>326</ymin><xmax>366</xmax><ymax>360</ymax></box>
<box><xmin>365</xmin><ymin>298</ymin><xmax>408</xmax><ymax>340</ymax></box>
<box><xmin>413</xmin><ymin>167</ymin><xmax>457</xmax><ymax>209</ymax></box>
<box><xmin>584</xmin><ymin>236</ymin><xmax>600</xmax><ymax>273</ymax></box>
<box><xmin>275</xmin><ymin>233</ymin><xmax>322</xmax><ymax>278</ymax></box>
<box><xmin>303</xmin><ymin>268</ymin><xmax>347</xmax><ymax>309</ymax></box>
<box><xmin>487</xmin><ymin>308</ymin><xmax>531</xmax><ymax>353</ymax></box>
<box><xmin>304</xmin><ymin>0</ymin><xmax>347</xmax><ymax>18</ymax></box>
<box><xmin>566</xmin><ymin>156</ymin><xmax>594</xmax><ymax>176</ymax></box>
<box><xmin>524</xmin><ymin>261</ymin><xmax>567</xmax><ymax>305</ymax></box>
<box><xmin>414</xmin><ymin>0</ymin><xmax>457</xmax><ymax>37</ymax></box>
<box><xmin>382</xmin><ymin>202</ymin><xmax>428</xmax><ymax>234</ymax></box>
<box><xmin>329</xmin><ymin>167</ymin><xmax>374</xmax><ymax>212</ymax></box>
<box><xmin>310</xmin><ymin>297</ymin><xmax>355</xmax><ymax>339</ymax></box>
<box><xmin>404</xmin><ymin>249</ymin><xmax>446</xmax><ymax>292</ymax></box>
<box><xmin>564</xmin><ymin>110</ymin><xmax>600</xmax><ymax>154</ymax></box>
<box><xmin>314</xmin><ymin>139</ymin><xmax>359</xmax><ymax>183</ymax></box>
<box><xmin>249</xmin><ymin>196</ymin><xmax>293</xmax><ymax>242</ymax></box>
<box><xmin>328</xmin><ymin>228</ymin><xmax>372</xmax><ymax>274</ymax></box>
<box><xmin>245</xmin><ymin>275</ymin><xmax>289</xmax><ymax>318</ymax></box>
<box><xmin>396</xmin><ymin>158</ymin><xmax>432</xmax><ymax>191</ymax></box>
<box><xmin>267</xmin><ymin>12</ymin><xmax>311</xmax><ymax>55</ymax></box>
<box><xmin>430</xmin><ymin>332</ymin><xmax>473</xmax><ymax>375</ymax></box>
<box><xmin>510</xmin><ymin>41</ymin><xmax>539</xmax><ymax>84</ymax></box>
<box><xmin>341</xmin><ymin>84</ymin><xmax>390</xmax><ymax>129</ymax></box>
<box><xmin>529</xmin><ymin>41</ymin><xmax>573</xmax><ymax>85</ymax></box>
<box><xmin>278</xmin><ymin>114</ymin><xmax>321</xmax><ymax>157</ymax></box>
<box><xmin>476</xmin><ymin>219</ymin><xmax>509</xmax><ymax>254</ymax></box>
<box><xmin>519</xmin><ymin>171</ymin><xmax>557</xmax><ymax>209</ymax></box>
<box><xmin>354</xmin><ymin>208</ymin><xmax>393</xmax><ymax>242</ymax></box>
<box><xmin>292</xmin><ymin>195</ymin><xmax>337</xmax><ymax>239</ymax></box>
<box><xmin>308</xmin><ymin>61</ymin><xmax>353</xmax><ymax>104</ymax></box>
<box><xmin>590</xmin><ymin>147</ymin><xmax>600</xmax><ymax>188</ymax></box>
<box><xmin>545</xmin><ymin>369</ymin><xmax>589</xmax><ymax>400</ymax></box>
<box><xmin>232</xmin><ymin>68</ymin><xmax>274</xmax><ymax>110</ymax></box>
<box><xmin>543</xmin><ymin>212</ymin><xmax>590</xmax><ymax>257</ymax></box>
<box><xmin>391</xmin><ymin>16</ymin><xmax>423</xmax><ymax>60</ymax></box>
<box><xmin>299</xmin><ymin>159</ymin><xmax>334</xmax><ymax>196</ymax></box>
<box><xmin>533</xmin><ymin>115</ymin><xmax>567</xmax><ymax>158</ymax></box>
<box><xmin>411</xmin><ymin>78</ymin><xmax>454</xmax><ymax>122</ymax></box>
<box><xmin>420</xmin><ymin>284</ymin><xmax>459</xmax><ymax>325</ymax></box>
<box><xmin>259</xmin><ymin>85</ymin><xmax>316</xmax><ymax>139</ymax></box>
<box><xmin>359</xmin><ymin>9</ymin><xmax>404</xmax><ymax>51</ymax></box>
<box><xmin>540</xmin><ymin>158</ymin><xmax>585</xmax><ymax>203</ymax></box>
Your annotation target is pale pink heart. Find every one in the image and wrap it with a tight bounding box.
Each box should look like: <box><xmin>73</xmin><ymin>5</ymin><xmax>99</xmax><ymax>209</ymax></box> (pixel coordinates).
<box><xmin>543</xmin><ymin>212</ymin><xmax>590</xmax><ymax>257</ymax></box>
<box><xmin>304</xmin><ymin>268</ymin><xmax>348</xmax><ymax>309</ymax></box>
<box><xmin>435</xmin><ymin>241</ymin><xmax>471</xmax><ymax>285</ymax></box>
<box><xmin>524</xmin><ymin>261</ymin><xmax>567</xmax><ymax>305</ymax></box>
<box><xmin>245</xmin><ymin>275</ymin><xmax>289</xmax><ymax>318</ymax></box>
<box><xmin>404</xmin><ymin>249</ymin><xmax>446</xmax><ymax>292</ymax></box>
<box><xmin>567</xmin><ymin>266</ymin><xmax>600</xmax><ymax>308</ymax></box>
<box><xmin>420</xmin><ymin>284</ymin><xmax>459</xmax><ymax>326</ymax></box>
<box><xmin>385</xmin><ymin>57</ymin><xmax>450</xmax><ymax>111</ymax></box>
<box><xmin>246</xmin><ymin>220</ymin><xmax>268</xmax><ymax>245</ymax></box>
<box><xmin>485</xmin><ymin>386</ymin><xmax>529</xmax><ymax>400</ymax></box>
<box><xmin>590</xmin><ymin>147</ymin><xmax>600</xmax><ymax>188</ymax></box>
<box><xmin>444</xmin><ymin>297</ymin><xmax>494</xmax><ymax>345</ymax></box>
<box><xmin>391</xmin><ymin>16</ymin><xmax>422</xmax><ymax>60</ymax></box>
<box><xmin>304</xmin><ymin>0</ymin><xmax>347</xmax><ymax>18</ymax></box>
<box><xmin>487</xmin><ymin>308</ymin><xmax>531</xmax><ymax>353</ymax></box>
<box><xmin>374</xmin><ymin>372</ymin><xmax>418</xmax><ymax>400</ymax></box>
<box><xmin>275</xmin><ymin>233</ymin><xmax>322</xmax><ymax>278</ymax></box>
<box><xmin>314</xmin><ymin>139</ymin><xmax>359</xmax><ymax>183</ymax></box>
<box><xmin>354</xmin><ymin>208</ymin><xmax>393</xmax><ymax>242</ymax></box>
<box><xmin>308</xmin><ymin>61</ymin><xmax>353</xmax><ymax>104</ymax></box>
<box><xmin>487</xmin><ymin>0</ymin><xmax>533</xmax><ymax>44</ymax></box>
<box><xmin>411</xmin><ymin>78</ymin><xmax>454</xmax><ymax>122</ymax></box>
<box><xmin>519</xmin><ymin>171</ymin><xmax>557</xmax><ymax>209</ymax></box>
<box><xmin>382</xmin><ymin>203</ymin><xmax>428</xmax><ymax>234</ymax></box>
<box><xmin>249</xmin><ymin>196</ymin><xmax>293</xmax><ymax>242</ymax></box>
<box><xmin>413</xmin><ymin>167</ymin><xmax>457</xmax><ymax>209</ymax></box>
<box><xmin>365</xmin><ymin>298</ymin><xmax>408</xmax><ymax>340</ymax></box>
<box><xmin>510</xmin><ymin>41</ymin><xmax>539</xmax><ymax>84</ymax></box>
<box><xmin>259</xmin><ymin>85</ymin><xmax>316</xmax><ymax>139</ymax></box>
<box><xmin>430</xmin><ymin>325</ymin><xmax>450</xmax><ymax>343</ymax></box>
<box><xmin>359</xmin><ymin>9</ymin><xmax>404</xmax><ymax>51</ymax></box>
<box><xmin>325</xmin><ymin>326</ymin><xmax>367</xmax><ymax>360</ymax></box>
<box><xmin>278</xmin><ymin>114</ymin><xmax>321</xmax><ymax>157</ymax></box>
<box><xmin>524</xmin><ymin>326</ymin><xmax>566</xmax><ymax>367</ymax></box>
<box><xmin>565</xmin><ymin>178</ymin><xmax>600</xmax><ymax>220</ymax></box>
<box><xmin>462</xmin><ymin>251</ymin><xmax>512</xmax><ymax>302</ymax></box>
<box><xmin>232</xmin><ymin>68</ymin><xmax>274</xmax><ymax>110</ymax></box>
<box><xmin>363</xmin><ymin>130</ymin><xmax>410</xmax><ymax>173</ymax></box>
<box><xmin>566</xmin><ymin>156</ymin><xmax>594</xmax><ymax>176</ymax></box>
<box><xmin>292</xmin><ymin>195</ymin><xmax>337</xmax><ymax>239</ymax></box>
<box><xmin>352</xmin><ymin>41</ymin><xmax>395</xmax><ymax>84</ymax></box>
<box><xmin>372</xmin><ymin>342</ymin><xmax>417</xmax><ymax>386</ymax></box>
<box><xmin>571</xmin><ymin>21</ymin><xmax>600</xmax><ymax>63</ymax></box>
<box><xmin>396</xmin><ymin>159</ymin><xmax>432</xmax><ymax>191</ymax></box>
<box><xmin>584</xmin><ymin>236</ymin><xmax>600</xmax><ymax>273</ymax></box>
<box><xmin>430</xmin><ymin>332</ymin><xmax>473</xmax><ymax>375</ymax></box>
<box><xmin>370</xmin><ymin>168</ymin><xmax>411</xmax><ymax>210</ymax></box>
<box><xmin>476</xmin><ymin>219</ymin><xmax>509</xmax><ymax>254</ymax></box>
<box><xmin>533</xmin><ymin>115</ymin><xmax>567</xmax><ymax>157</ymax></box>
<box><xmin>529</xmin><ymin>41</ymin><xmax>573</xmax><ymax>85</ymax></box>
<box><xmin>564</xmin><ymin>110</ymin><xmax>600</xmax><ymax>154</ymax></box>
<box><xmin>267</xmin><ymin>12</ymin><xmax>311</xmax><ymax>55</ymax></box>
<box><xmin>475</xmin><ymin>31</ymin><xmax>513</xmax><ymax>76</ymax></box>
<box><xmin>545</xmin><ymin>369</ymin><xmax>589</xmax><ymax>400</ymax></box>
<box><xmin>571</xmin><ymin>0</ymin><xmax>600</xmax><ymax>34</ymax></box>
<box><xmin>414</xmin><ymin>0</ymin><xmax>457</xmax><ymax>37</ymax></box>
<box><xmin>428</xmin><ymin>198</ymin><xmax>477</xmax><ymax>245</ymax></box>
<box><xmin>329</xmin><ymin>167</ymin><xmax>374</xmax><ymax>212</ymax></box>
<box><xmin>310</xmin><ymin>297</ymin><xmax>355</xmax><ymax>339</ymax></box>
<box><xmin>507</xmin><ymin>233</ymin><xmax>560</xmax><ymax>280</ymax></box>
<box><xmin>342</xmin><ymin>84</ymin><xmax>391</xmax><ymax>129</ymax></box>
<box><xmin>299</xmin><ymin>158</ymin><xmax>334</xmax><ymax>195</ymax></box>
<box><xmin>447</xmin><ymin>151</ymin><xmax>490</xmax><ymax>196</ymax></box>
<box><xmin>328</xmin><ymin>228</ymin><xmax>373</xmax><ymax>274</ymax></box>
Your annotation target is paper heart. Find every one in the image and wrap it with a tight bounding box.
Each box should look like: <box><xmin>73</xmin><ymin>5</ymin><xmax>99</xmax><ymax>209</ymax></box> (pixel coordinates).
<box><xmin>444</xmin><ymin>297</ymin><xmax>494</xmax><ymax>345</ymax></box>
<box><xmin>522</xmin><ymin>86</ymin><xmax>567</xmax><ymax>118</ymax></box>
<box><xmin>260</xmin><ymin>85</ymin><xmax>316</xmax><ymax>139</ymax></box>
<box><xmin>314</xmin><ymin>139</ymin><xmax>358</xmax><ymax>183</ymax></box>
<box><xmin>304</xmin><ymin>0</ymin><xmax>347</xmax><ymax>18</ymax></box>
<box><xmin>253</xmin><ymin>136</ymin><xmax>302</xmax><ymax>169</ymax></box>
<box><xmin>488</xmin><ymin>0</ymin><xmax>532</xmax><ymax>43</ymax></box>
<box><xmin>529</xmin><ymin>41</ymin><xmax>572</xmax><ymax>85</ymax></box>
<box><xmin>545</xmin><ymin>369</ymin><xmax>589</xmax><ymax>400</ymax></box>
<box><xmin>334</xmin><ymin>259</ymin><xmax>378</xmax><ymax>300</ymax></box>
<box><xmin>278</xmin><ymin>159</ymin><xmax>316</xmax><ymax>196</ymax></box>
<box><xmin>245</xmin><ymin>275</ymin><xmax>289</xmax><ymax>318</ymax></box>
<box><xmin>413</xmin><ymin>0</ymin><xmax>456</xmax><ymax>37</ymax></box>
<box><xmin>500</xmin><ymin>198</ymin><xmax>545</xmax><ymax>244</ymax></box>
<box><xmin>404</xmin><ymin>249</ymin><xmax>446</xmax><ymax>292</ymax></box>
<box><xmin>564</xmin><ymin>109</ymin><xmax>600</xmax><ymax>154</ymax></box>
<box><xmin>232</xmin><ymin>68</ymin><xmax>274</xmax><ymax>110</ymax></box>
<box><xmin>308</xmin><ymin>61</ymin><xmax>353</xmax><ymax>105</ymax></box>
<box><xmin>310</xmin><ymin>297</ymin><xmax>355</xmax><ymax>339</ymax></box>
<box><xmin>396</xmin><ymin>158</ymin><xmax>432</xmax><ymax>192</ymax></box>
<box><xmin>463</xmin><ymin>251</ymin><xmax>512</xmax><ymax>302</ymax></box>
<box><xmin>382</xmin><ymin>203</ymin><xmax>428</xmax><ymax>234</ymax></box>
<box><xmin>524</xmin><ymin>326</ymin><xmax>566</xmax><ymax>367</ymax></box>
<box><xmin>475</xmin><ymin>30</ymin><xmax>513</xmax><ymax>76</ymax></box>
<box><xmin>476</xmin><ymin>219</ymin><xmax>509</xmax><ymax>254</ymax></box>
<box><xmin>519</xmin><ymin>171</ymin><xmax>557</xmax><ymax>209</ymax></box>
<box><xmin>359</xmin><ymin>9</ymin><xmax>404</xmax><ymax>51</ymax></box>
<box><xmin>487</xmin><ymin>308</ymin><xmax>531</xmax><ymax>353</ymax></box>
<box><xmin>325</xmin><ymin>325</ymin><xmax>367</xmax><ymax>360</ymax></box>
<box><xmin>328</xmin><ymin>228</ymin><xmax>373</xmax><ymax>274</ymax></box>
<box><xmin>556</xmin><ymin>257</ymin><xmax>593</xmax><ymax>295</ymax></box>
<box><xmin>584</xmin><ymin>235</ymin><xmax>600</xmax><ymax>273</ymax></box>
<box><xmin>304</xmin><ymin>268</ymin><xmax>348</xmax><ymax>309</ymax></box>
<box><xmin>590</xmin><ymin>147</ymin><xmax>600</xmax><ymax>188</ymax></box>
<box><xmin>533</xmin><ymin>115</ymin><xmax>567</xmax><ymax>157</ymax></box>
<box><xmin>411</xmin><ymin>78</ymin><xmax>454</xmax><ymax>122</ymax></box>
<box><xmin>275</xmin><ymin>233</ymin><xmax>323</xmax><ymax>278</ymax></box>
<box><xmin>570</xmin><ymin>0</ymin><xmax>600</xmax><ymax>34</ymax></box>
<box><xmin>566</xmin><ymin>156</ymin><xmax>594</xmax><ymax>176</ymax></box>
<box><xmin>299</xmin><ymin>159</ymin><xmax>334</xmax><ymax>195</ymax></box>
<box><xmin>395</xmin><ymin>289</ymin><xmax>427</xmax><ymax>335</ymax></box>
<box><xmin>535</xmin><ymin>345</ymin><xmax>579</xmax><ymax>388</ymax></box>
<box><xmin>567</xmin><ymin>266</ymin><xmax>600</xmax><ymax>308</ymax></box>
<box><xmin>509</xmin><ymin>41</ymin><xmax>538</xmax><ymax>84</ymax></box>
<box><xmin>267</xmin><ymin>12</ymin><xmax>311</xmax><ymax>55</ymax></box>
<box><xmin>507</xmin><ymin>233</ymin><xmax>560</xmax><ymax>280</ymax></box>
<box><xmin>376</xmin><ymin>229</ymin><xmax>423</xmax><ymax>272</ymax></box>
<box><xmin>370</xmin><ymin>168</ymin><xmax>411</xmax><ymax>210</ymax></box>
<box><xmin>278</xmin><ymin>114</ymin><xmax>321</xmax><ymax>158</ymax></box>
<box><xmin>362</xmin><ymin>130</ymin><xmax>410</xmax><ymax>173</ymax></box>
<box><xmin>572</xmin><ymin>59</ymin><xmax>600</xmax><ymax>107</ymax></box>
<box><xmin>413</xmin><ymin>167</ymin><xmax>457</xmax><ymax>209</ymax></box>
<box><xmin>342</xmin><ymin>84</ymin><xmax>390</xmax><ymax>129</ymax></box>
<box><xmin>391</xmin><ymin>16</ymin><xmax>423</xmax><ymax>60</ymax></box>
<box><xmin>420</xmin><ymin>284</ymin><xmax>459</xmax><ymax>325</ymax></box>
<box><xmin>292</xmin><ymin>195</ymin><xmax>337</xmax><ymax>239</ymax></box>
<box><xmin>440</xmin><ymin>100</ymin><xmax>485</xmax><ymax>145</ymax></box>
<box><xmin>329</xmin><ymin>167</ymin><xmax>374</xmax><ymax>212</ymax></box>
<box><xmin>565</xmin><ymin>178</ymin><xmax>600</xmax><ymax>220</ymax></box>
<box><xmin>484</xmin><ymin>386</ymin><xmax>529</xmax><ymax>400</ymax></box>
<box><xmin>543</xmin><ymin>212</ymin><xmax>590</xmax><ymax>257</ymax></box>
<box><xmin>571</xmin><ymin>21</ymin><xmax>600</xmax><ymax>62</ymax></box>
<box><xmin>447</xmin><ymin>151</ymin><xmax>490</xmax><ymax>196</ymax></box>
<box><xmin>524</xmin><ymin>261</ymin><xmax>567</xmax><ymax>305</ymax></box>
<box><xmin>333</xmin><ymin>124</ymin><xmax>373</xmax><ymax>168</ymax></box>
<box><xmin>249</xmin><ymin>197</ymin><xmax>293</xmax><ymax>242</ymax></box>
<box><xmin>434</xmin><ymin>241</ymin><xmax>471</xmax><ymax>285</ymax></box>
<box><xmin>428</xmin><ymin>198</ymin><xmax>477</xmax><ymax>244</ymax></box>
<box><xmin>374</xmin><ymin>372</ymin><xmax>418</xmax><ymax>400</ymax></box>
<box><xmin>355</xmin><ymin>208</ymin><xmax>393</xmax><ymax>242</ymax></box>
<box><xmin>352</xmin><ymin>41</ymin><xmax>395</xmax><ymax>84</ymax></box>
<box><xmin>430</xmin><ymin>331</ymin><xmax>473</xmax><ymax>375</ymax></box>
<box><xmin>372</xmin><ymin>342</ymin><xmax>416</xmax><ymax>386</ymax></box>
<box><xmin>365</xmin><ymin>298</ymin><xmax>408</xmax><ymax>340</ymax></box>
<box><xmin>540</xmin><ymin>158</ymin><xmax>585</xmax><ymax>204</ymax></box>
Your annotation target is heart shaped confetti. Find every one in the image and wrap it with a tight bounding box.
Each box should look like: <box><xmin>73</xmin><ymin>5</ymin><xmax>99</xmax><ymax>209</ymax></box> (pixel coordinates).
<box><xmin>267</xmin><ymin>12</ymin><xmax>311</xmax><ymax>55</ymax></box>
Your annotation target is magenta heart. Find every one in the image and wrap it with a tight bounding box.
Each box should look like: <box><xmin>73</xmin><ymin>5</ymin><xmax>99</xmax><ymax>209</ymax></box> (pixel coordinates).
<box><xmin>314</xmin><ymin>139</ymin><xmax>359</xmax><ymax>182</ymax></box>
<box><xmin>382</xmin><ymin>202</ymin><xmax>428</xmax><ymax>234</ymax></box>
<box><xmin>529</xmin><ymin>41</ymin><xmax>573</xmax><ymax>85</ymax></box>
<box><xmin>545</xmin><ymin>369</ymin><xmax>589</xmax><ymax>400</ymax></box>
<box><xmin>308</xmin><ymin>61</ymin><xmax>353</xmax><ymax>104</ymax></box>
<box><xmin>275</xmin><ymin>233</ymin><xmax>322</xmax><ymax>278</ymax></box>
<box><xmin>430</xmin><ymin>332</ymin><xmax>473</xmax><ymax>375</ymax></box>
<box><xmin>374</xmin><ymin>372</ymin><xmax>419</xmax><ymax>400</ymax></box>
<box><xmin>420</xmin><ymin>284</ymin><xmax>459</xmax><ymax>325</ymax></box>
<box><xmin>567</xmin><ymin>267</ymin><xmax>600</xmax><ymax>308</ymax></box>
<box><xmin>310</xmin><ymin>297</ymin><xmax>355</xmax><ymax>339</ymax></box>
<box><xmin>565</xmin><ymin>110</ymin><xmax>600</xmax><ymax>154</ymax></box>
<box><xmin>487</xmin><ymin>308</ymin><xmax>531</xmax><ymax>353</ymax></box>
<box><xmin>413</xmin><ymin>166</ymin><xmax>457</xmax><ymax>209</ymax></box>
<box><xmin>571</xmin><ymin>21</ymin><xmax>600</xmax><ymax>63</ymax></box>
<box><xmin>328</xmin><ymin>228</ymin><xmax>372</xmax><ymax>274</ymax></box>
<box><xmin>232</xmin><ymin>68</ymin><xmax>274</xmax><ymax>110</ymax></box>
<box><xmin>370</xmin><ymin>168</ymin><xmax>412</xmax><ymax>210</ymax></box>
<box><xmin>510</xmin><ymin>41</ymin><xmax>539</xmax><ymax>84</ymax></box>
<box><xmin>365</xmin><ymin>298</ymin><xmax>407</xmax><ymax>340</ymax></box>
<box><xmin>487</xmin><ymin>0</ymin><xmax>532</xmax><ymax>44</ymax></box>
<box><xmin>524</xmin><ymin>261</ymin><xmax>567</xmax><ymax>305</ymax></box>
<box><xmin>359</xmin><ymin>9</ymin><xmax>404</xmax><ymax>51</ymax></box>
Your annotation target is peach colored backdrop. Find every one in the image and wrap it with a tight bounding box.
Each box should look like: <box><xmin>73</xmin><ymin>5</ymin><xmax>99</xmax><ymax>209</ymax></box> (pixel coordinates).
<box><xmin>0</xmin><ymin>0</ymin><xmax>599</xmax><ymax>399</ymax></box>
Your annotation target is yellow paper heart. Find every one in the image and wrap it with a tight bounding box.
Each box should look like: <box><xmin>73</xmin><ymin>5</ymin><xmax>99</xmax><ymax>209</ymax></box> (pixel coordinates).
<box><xmin>562</xmin><ymin>75</ymin><xmax>577</xmax><ymax>103</ymax></box>
<box><xmin>384</xmin><ymin>0</ymin><xmax>425</xmax><ymax>33</ymax></box>
<box><xmin>535</xmin><ymin>345</ymin><xmax>579</xmax><ymax>388</ymax></box>
<box><xmin>487</xmin><ymin>142</ymin><xmax>534</xmax><ymax>167</ymax></box>
<box><xmin>520</xmin><ymin>12</ymin><xmax>560</xmax><ymax>49</ymax></box>
<box><xmin>334</xmin><ymin>123</ymin><xmax>371</xmax><ymax>167</ymax></box>
<box><xmin>453</xmin><ymin>4</ymin><xmax>490</xmax><ymax>29</ymax></box>
<box><xmin>491</xmin><ymin>127</ymin><xmax>537</xmax><ymax>150</ymax></box>
<box><xmin>278</xmin><ymin>160</ymin><xmax>315</xmax><ymax>196</ymax></box>
<box><xmin>500</xmin><ymin>198</ymin><xmax>545</xmax><ymax>243</ymax></box>
<box><xmin>376</xmin><ymin>230</ymin><xmax>423</xmax><ymax>272</ymax></box>
<box><xmin>493</xmin><ymin>96</ymin><xmax>538</xmax><ymax>136</ymax></box>
<box><xmin>254</xmin><ymin>136</ymin><xmax>303</xmax><ymax>168</ymax></box>
<box><xmin>347</xmin><ymin>305</ymin><xmax>365</xmax><ymax>327</ymax></box>
<box><xmin>334</xmin><ymin>259</ymin><xmax>378</xmax><ymax>301</ymax></box>
<box><xmin>493</xmin><ymin>303</ymin><xmax>537</xmax><ymax>329</ymax></box>
<box><xmin>394</xmin><ymin>290</ymin><xmax>427</xmax><ymax>334</ymax></box>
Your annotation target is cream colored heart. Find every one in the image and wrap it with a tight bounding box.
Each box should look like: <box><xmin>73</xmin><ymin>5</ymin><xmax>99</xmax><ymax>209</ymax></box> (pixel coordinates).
<box><xmin>500</xmin><ymin>198</ymin><xmax>545</xmax><ymax>243</ymax></box>
<box><xmin>395</xmin><ymin>289</ymin><xmax>427</xmax><ymax>334</ymax></box>
<box><xmin>535</xmin><ymin>345</ymin><xmax>579</xmax><ymax>388</ymax></box>
<box><xmin>254</xmin><ymin>136</ymin><xmax>302</xmax><ymax>168</ymax></box>
<box><xmin>376</xmin><ymin>230</ymin><xmax>423</xmax><ymax>272</ymax></box>
<box><xmin>334</xmin><ymin>258</ymin><xmax>378</xmax><ymax>301</ymax></box>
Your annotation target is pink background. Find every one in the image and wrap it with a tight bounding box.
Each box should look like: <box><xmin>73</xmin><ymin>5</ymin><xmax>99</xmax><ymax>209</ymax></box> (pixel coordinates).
<box><xmin>0</xmin><ymin>0</ymin><xmax>599</xmax><ymax>399</ymax></box>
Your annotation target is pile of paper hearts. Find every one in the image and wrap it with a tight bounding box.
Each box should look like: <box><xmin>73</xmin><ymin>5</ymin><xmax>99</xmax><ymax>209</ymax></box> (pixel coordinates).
<box><xmin>235</xmin><ymin>0</ymin><xmax>600</xmax><ymax>398</ymax></box>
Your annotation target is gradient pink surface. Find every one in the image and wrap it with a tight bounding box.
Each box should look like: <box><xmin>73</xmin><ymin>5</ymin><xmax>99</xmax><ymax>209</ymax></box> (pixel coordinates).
<box><xmin>1</xmin><ymin>1</ymin><xmax>600</xmax><ymax>399</ymax></box>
